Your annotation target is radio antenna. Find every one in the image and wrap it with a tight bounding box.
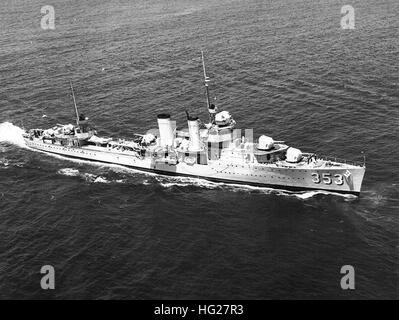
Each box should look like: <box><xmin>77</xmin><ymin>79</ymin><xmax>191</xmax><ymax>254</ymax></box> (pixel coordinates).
<box><xmin>69</xmin><ymin>80</ymin><xmax>79</xmax><ymax>125</ymax></box>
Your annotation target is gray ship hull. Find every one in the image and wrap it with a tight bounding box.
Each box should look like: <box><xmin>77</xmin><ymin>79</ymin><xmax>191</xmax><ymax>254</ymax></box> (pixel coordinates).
<box><xmin>24</xmin><ymin>138</ymin><xmax>365</xmax><ymax>195</ymax></box>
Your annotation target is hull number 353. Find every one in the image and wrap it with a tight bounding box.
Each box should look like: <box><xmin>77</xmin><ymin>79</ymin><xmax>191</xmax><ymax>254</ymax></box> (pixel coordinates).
<box><xmin>312</xmin><ymin>173</ymin><xmax>344</xmax><ymax>185</ymax></box>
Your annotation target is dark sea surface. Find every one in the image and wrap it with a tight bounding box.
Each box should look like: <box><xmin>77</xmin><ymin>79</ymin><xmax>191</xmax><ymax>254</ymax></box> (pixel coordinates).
<box><xmin>0</xmin><ymin>0</ymin><xmax>398</xmax><ymax>299</ymax></box>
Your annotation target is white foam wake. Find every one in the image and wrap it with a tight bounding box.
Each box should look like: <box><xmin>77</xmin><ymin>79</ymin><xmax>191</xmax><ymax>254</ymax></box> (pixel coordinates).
<box><xmin>0</xmin><ymin>157</ymin><xmax>10</xmax><ymax>167</ymax></box>
<box><xmin>57</xmin><ymin>168</ymin><xmax>80</xmax><ymax>177</ymax></box>
<box><xmin>57</xmin><ymin>168</ymin><xmax>126</xmax><ymax>184</ymax></box>
<box><xmin>0</xmin><ymin>122</ymin><xmax>26</xmax><ymax>147</ymax></box>
<box><xmin>294</xmin><ymin>190</ymin><xmax>357</xmax><ymax>200</ymax></box>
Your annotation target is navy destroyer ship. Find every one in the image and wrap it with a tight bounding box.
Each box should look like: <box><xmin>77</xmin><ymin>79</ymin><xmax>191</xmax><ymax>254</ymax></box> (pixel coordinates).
<box><xmin>23</xmin><ymin>53</ymin><xmax>365</xmax><ymax>195</ymax></box>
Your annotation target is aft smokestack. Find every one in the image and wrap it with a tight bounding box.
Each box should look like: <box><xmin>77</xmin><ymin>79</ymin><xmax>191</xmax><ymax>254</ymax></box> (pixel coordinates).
<box><xmin>157</xmin><ymin>114</ymin><xmax>174</xmax><ymax>147</ymax></box>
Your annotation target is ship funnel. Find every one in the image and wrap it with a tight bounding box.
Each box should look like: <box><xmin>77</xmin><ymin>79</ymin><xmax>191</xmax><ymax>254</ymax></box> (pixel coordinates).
<box><xmin>187</xmin><ymin>115</ymin><xmax>202</xmax><ymax>151</ymax></box>
<box><xmin>157</xmin><ymin>114</ymin><xmax>174</xmax><ymax>147</ymax></box>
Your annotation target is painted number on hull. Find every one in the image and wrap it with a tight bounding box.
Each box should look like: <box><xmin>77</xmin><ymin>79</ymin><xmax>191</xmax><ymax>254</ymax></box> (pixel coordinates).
<box><xmin>312</xmin><ymin>173</ymin><xmax>344</xmax><ymax>185</ymax></box>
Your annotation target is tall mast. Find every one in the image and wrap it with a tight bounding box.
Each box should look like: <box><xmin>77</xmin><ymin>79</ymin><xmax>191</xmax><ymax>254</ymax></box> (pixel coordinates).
<box><xmin>201</xmin><ymin>50</ymin><xmax>217</xmax><ymax>124</ymax></box>
<box><xmin>201</xmin><ymin>50</ymin><xmax>212</xmax><ymax>111</ymax></box>
<box><xmin>69</xmin><ymin>80</ymin><xmax>79</xmax><ymax>125</ymax></box>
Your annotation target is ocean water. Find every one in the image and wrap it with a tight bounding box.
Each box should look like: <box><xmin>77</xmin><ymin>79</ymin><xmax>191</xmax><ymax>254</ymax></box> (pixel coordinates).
<box><xmin>0</xmin><ymin>0</ymin><xmax>398</xmax><ymax>299</ymax></box>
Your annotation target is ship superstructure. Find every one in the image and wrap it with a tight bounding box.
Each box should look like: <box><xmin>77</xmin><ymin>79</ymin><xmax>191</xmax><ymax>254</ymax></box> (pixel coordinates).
<box><xmin>22</xmin><ymin>53</ymin><xmax>365</xmax><ymax>195</ymax></box>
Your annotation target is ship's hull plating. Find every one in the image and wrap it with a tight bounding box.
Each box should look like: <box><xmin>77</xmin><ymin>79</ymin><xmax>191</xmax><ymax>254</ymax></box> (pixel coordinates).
<box><xmin>25</xmin><ymin>139</ymin><xmax>365</xmax><ymax>195</ymax></box>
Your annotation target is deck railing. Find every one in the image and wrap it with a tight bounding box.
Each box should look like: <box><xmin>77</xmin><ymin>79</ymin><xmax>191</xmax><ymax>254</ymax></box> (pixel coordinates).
<box><xmin>309</xmin><ymin>153</ymin><xmax>365</xmax><ymax>167</ymax></box>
